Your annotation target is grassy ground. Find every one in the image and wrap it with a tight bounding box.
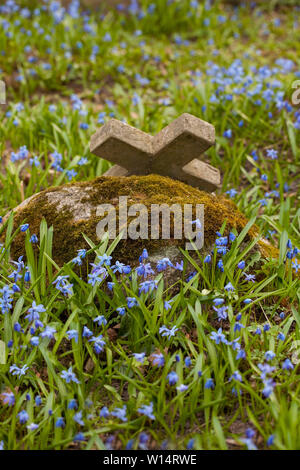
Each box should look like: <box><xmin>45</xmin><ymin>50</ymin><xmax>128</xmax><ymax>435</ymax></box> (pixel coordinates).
<box><xmin>0</xmin><ymin>0</ymin><xmax>299</xmax><ymax>451</ymax></box>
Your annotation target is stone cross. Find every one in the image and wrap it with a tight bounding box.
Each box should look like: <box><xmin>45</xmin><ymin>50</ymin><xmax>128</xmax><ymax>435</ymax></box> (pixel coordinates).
<box><xmin>90</xmin><ymin>113</ymin><xmax>220</xmax><ymax>192</ymax></box>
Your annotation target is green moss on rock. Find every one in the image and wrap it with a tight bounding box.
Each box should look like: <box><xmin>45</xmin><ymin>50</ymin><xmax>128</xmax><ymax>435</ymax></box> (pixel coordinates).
<box><xmin>4</xmin><ymin>174</ymin><xmax>273</xmax><ymax>268</ymax></box>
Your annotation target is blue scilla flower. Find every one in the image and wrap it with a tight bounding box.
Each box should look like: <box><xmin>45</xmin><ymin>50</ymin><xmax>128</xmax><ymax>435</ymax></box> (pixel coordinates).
<box><xmin>82</xmin><ymin>326</ymin><xmax>93</xmax><ymax>338</ymax></box>
<box><xmin>66</xmin><ymin>329</ymin><xmax>78</xmax><ymax>343</ymax></box>
<box><xmin>282</xmin><ymin>358</ymin><xmax>294</xmax><ymax>370</ymax></box>
<box><xmin>26</xmin><ymin>301</ymin><xmax>46</xmax><ymax>323</ymax></box>
<box><xmin>10</xmin><ymin>364</ymin><xmax>29</xmax><ymax>378</ymax></box>
<box><xmin>185</xmin><ymin>356</ymin><xmax>191</xmax><ymax>367</ymax></box>
<box><xmin>127</xmin><ymin>297</ymin><xmax>138</xmax><ymax>308</ymax></box>
<box><xmin>50</xmin><ymin>151</ymin><xmax>63</xmax><ymax>172</ymax></box>
<box><xmin>116</xmin><ymin>307</ymin><xmax>126</xmax><ymax>316</ymax></box>
<box><xmin>30</xmin><ymin>336</ymin><xmax>40</xmax><ymax>347</ymax></box>
<box><xmin>18</xmin><ymin>410</ymin><xmax>29</xmax><ymax>424</ymax></box>
<box><xmin>223</xmin><ymin>129</ymin><xmax>232</xmax><ymax>138</ymax></box>
<box><xmin>225</xmin><ymin>282</ymin><xmax>234</xmax><ymax>291</ymax></box>
<box><xmin>40</xmin><ymin>325</ymin><xmax>56</xmax><ymax>340</ymax></box>
<box><xmin>213</xmin><ymin>298</ymin><xmax>224</xmax><ymax>306</ymax></box>
<box><xmin>213</xmin><ymin>305</ymin><xmax>228</xmax><ymax>321</ymax></box>
<box><xmin>35</xmin><ymin>395</ymin><xmax>42</xmax><ymax>406</ymax></box>
<box><xmin>111</xmin><ymin>405</ymin><xmax>127</xmax><ymax>422</ymax></box>
<box><xmin>241</xmin><ymin>436</ymin><xmax>257</xmax><ymax>450</ymax></box>
<box><xmin>132</xmin><ymin>92</ymin><xmax>140</xmax><ymax>106</ymax></box>
<box><xmin>234</xmin><ymin>322</ymin><xmax>244</xmax><ymax>333</ymax></box>
<box><xmin>159</xmin><ymin>325</ymin><xmax>178</xmax><ymax>339</ymax></box>
<box><xmin>243</xmin><ymin>273</ymin><xmax>256</xmax><ymax>282</ymax></box>
<box><xmin>217</xmin><ymin>259</ymin><xmax>224</xmax><ymax>272</ymax></box>
<box><xmin>136</xmin><ymin>262</ymin><xmax>154</xmax><ymax>278</ymax></box>
<box><xmin>215</xmin><ymin>236</ymin><xmax>228</xmax><ymax>246</ymax></box>
<box><xmin>262</xmin><ymin>378</ymin><xmax>276</xmax><ymax>398</ymax></box>
<box><xmin>164</xmin><ymin>299</ymin><xmax>173</xmax><ymax>310</ymax></box>
<box><xmin>151</xmin><ymin>352</ymin><xmax>165</xmax><ymax>367</ymax></box>
<box><xmin>14</xmin><ymin>322</ymin><xmax>22</xmax><ymax>332</ymax></box>
<box><xmin>186</xmin><ymin>271</ymin><xmax>197</xmax><ymax>281</ymax></box>
<box><xmin>139</xmin><ymin>279</ymin><xmax>158</xmax><ymax>294</ymax></box>
<box><xmin>78</xmin><ymin>157</ymin><xmax>88</xmax><ymax>166</ymax></box>
<box><xmin>73</xmin><ymin>411</ymin><xmax>84</xmax><ymax>426</ymax></box>
<box><xmin>2</xmin><ymin>391</ymin><xmax>15</xmax><ymax>406</ymax></box>
<box><xmin>226</xmin><ymin>188</ymin><xmax>238</xmax><ymax>198</ymax></box>
<box><xmin>258</xmin><ymin>363</ymin><xmax>275</xmax><ymax>380</ymax></box>
<box><xmin>55</xmin><ymin>417</ymin><xmax>65</xmax><ymax>428</ymax></box>
<box><xmin>277</xmin><ymin>332</ymin><xmax>285</xmax><ymax>341</ymax></box>
<box><xmin>204</xmin><ymin>378</ymin><xmax>215</xmax><ymax>389</ymax></box>
<box><xmin>138</xmin><ymin>402</ymin><xmax>155</xmax><ymax>420</ymax></box>
<box><xmin>139</xmin><ymin>248</ymin><xmax>148</xmax><ymax>261</ymax></box>
<box><xmin>111</xmin><ymin>261</ymin><xmax>130</xmax><ymax>274</ymax></box>
<box><xmin>89</xmin><ymin>335</ymin><xmax>106</xmax><ymax>354</ymax></box>
<box><xmin>20</xmin><ymin>224</ymin><xmax>29</xmax><ymax>232</ymax></box>
<box><xmin>177</xmin><ymin>384</ymin><xmax>188</xmax><ymax>392</ymax></box>
<box><xmin>156</xmin><ymin>257</ymin><xmax>173</xmax><ymax>272</ymax></box>
<box><xmin>29</xmin><ymin>155</ymin><xmax>40</xmax><ymax>167</ymax></box>
<box><xmin>236</xmin><ymin>349</ymin><xmax>246</xmax><ymax>360</ymax></box>
<box><xmin>210</xmin><ymin>328</ymin><xmax>227</xmax><ymax>345</ymax></box>
<box><xmin>174</xmin><ymin>261</ymin><xmax>184</xmax><ymax>271</ymax></box>
<box><xmin>52</xmin><ymin>275</ymin><xmax>73</xmax><ymax>296</ymax></box>
<box><xmin>93</xmin><ymin>315</ymin><xmax>107</xmax><ymax>327</ymax></box>
<box><xmin>187</xmin><ymin>438</ymin><xmax>195</xmax><ymax>450</ymax></box>
<box><xmin>265</xmin><ymin>351</ymin><xmax>276</xmax><ymax>362</ymax></box>
<box><xmin>100</xmin><ymin>406</ymin><xmax>109</xmax><ymax>418</ymax></box>
<box><xmin>230</xmin><ymin>370</ymin><xmax>243</xmax><ymax>382</ymax></box>
<box><xmin>71</xmin><ymin>248</ymin><xmax>86</xmax><ymax>266</ymax></box>
<box><xmin>96</xmin><ymin>254</ymin><xmax>112</xmax><ymax>266</ymax></box>
<box><xmin>68</xmin><ymin>399</ymin><xmax>78</xmax><ymax>410</ymax></box>
<box><xmin>60</xmin><ymin>367</ymin><xmax>80</xmax><ymax>384</ymax></box>
<box><xmin>292</xmin><ymin>260</ymin><xmax>299</xmax><ymax>273</ymax></box>
<box><xmin>138</xmin><ymin>432</ymin><xmax>149</xmax><ymax>450</ymax></box>
<box><xmin>107</xmin><ymin>282</ymin><xmax>114</xmax><ymax>291</ymax></box>
<box><xmin>66</xmin><ymin>169</ymin><xmax>77</xmax><ymax>181</ymax></box>
<box><xmin>167</xmin><ymin>371</ymin><xmax>178</xmax><ymax>385</ymax></box>
<box><xmin>88</xmin><ymin>267</ymin><xmax>108</xmax><ymax>286</ymax></box>
<box><xmin>133</xmin><ymin>352</ymin><xmax>146</xmax><ymax>364</ymax></box>
<box><xmin>266</xmin><ymin>148</ymin><xmax>278</xmax><ymax>159</ymax></box>
<box><xmin>97</xmin><ymin>112</ymin><xmax>106</xmax><ymax>124</ymax></box>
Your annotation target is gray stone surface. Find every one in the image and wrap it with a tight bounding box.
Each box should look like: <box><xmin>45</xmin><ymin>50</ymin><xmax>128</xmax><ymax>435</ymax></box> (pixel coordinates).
<box><xmin>90</xmin><ymin>113</ymin><xmax>220</xmax><ymax>191</ymax></box>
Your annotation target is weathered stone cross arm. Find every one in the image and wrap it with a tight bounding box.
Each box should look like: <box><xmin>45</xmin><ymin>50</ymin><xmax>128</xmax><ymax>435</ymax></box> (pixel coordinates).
<box><xmin>90</xmin><ymin>113</ymin><xmax>220</xmax><ymax>192</ymax></box>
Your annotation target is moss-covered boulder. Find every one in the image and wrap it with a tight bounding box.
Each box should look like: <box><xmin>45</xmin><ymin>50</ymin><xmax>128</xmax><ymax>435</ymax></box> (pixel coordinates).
<box><xmin>3</xmin><ymin>174</ymin><xmax>274</xmax><ymax>269</ymax></box>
